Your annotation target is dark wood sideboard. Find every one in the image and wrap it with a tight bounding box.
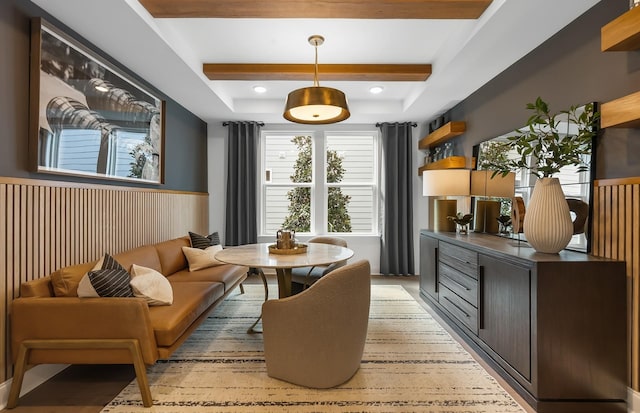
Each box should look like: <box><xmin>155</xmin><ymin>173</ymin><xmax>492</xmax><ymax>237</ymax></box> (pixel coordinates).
<box><xmin>419</xmin><ymin>230</ymin><xmax>627</xmax><ymax>413</ymax></box>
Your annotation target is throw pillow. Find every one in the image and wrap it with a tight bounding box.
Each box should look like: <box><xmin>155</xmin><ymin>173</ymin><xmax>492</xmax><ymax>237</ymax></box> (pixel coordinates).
<box><xmin>77</xmin><ymin>253</ymin><xmax>133</xmax><ymax>298</ymax></box>
<box><xmin>130</xmin><ymin>264</ymin><xmax>173</xmax><ymax>306</ymax></box>
<box><xmin>188</xmin><ymin>231</ymin><xmax>221</xmax><ymax>249</ymax></box>
<box><xmin>88</xmin><ymin>268</ymin><xmax>134</xmax><ymax>297</ymax></box>
<box><xmin>182</xmin><ymin>245</ymin><xmax>224</xmax><ymax>271</ymax></box>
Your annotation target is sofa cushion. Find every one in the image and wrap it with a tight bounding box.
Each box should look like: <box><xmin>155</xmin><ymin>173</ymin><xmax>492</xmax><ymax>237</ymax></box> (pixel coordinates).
<box><xmin>188</xmin><ymin>231</ymin><xmax>221</xmax><ymax>249</ymax></box>
<box><xmin>149</xmin><ymin>281</ymin><xmax>224</xmax><ymax>347</ymax></box>
<box><xmin>51</xmin><ymin>261</ymin><xmax>98</xmax><ymax>297</ymax></box>
<box><xmin>153</xmin><ymin>237</ymin><xmax>190</xmax><ymax>275</ymax></box>
<box><xmin>168</xmin><ymin>264</ymin><xmax>248</xmax><ymax>292</ymax></box>
<box><xmin>130</xmin><ymin>264</ymin><xmax>173</xmax><ymax>306</ymax></box>
<box><xmin>88</xmin><ymin>268</ymin><xmax>134</xmax><ymax>297</ymax></box>
<box><xmin>114</xmin><ymin>245</ymin><xmax>162</xmax><ymax>274</ymax></box>
<box><xmin>182</xmin><ymin>245</ymin><xmax>225</xmax><ymax>271</ymax></box>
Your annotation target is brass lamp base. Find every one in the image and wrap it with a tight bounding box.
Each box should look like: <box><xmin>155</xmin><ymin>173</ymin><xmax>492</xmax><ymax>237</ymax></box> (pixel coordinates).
<box><xmin>434</xmin><ymin>199</ymin><xmax>457</xmax><ymax>232</ymax></box>
<box><xmin>474</xmin><ymin>199</ymin><xmax>500</xmax><ymax>233</ymax></box>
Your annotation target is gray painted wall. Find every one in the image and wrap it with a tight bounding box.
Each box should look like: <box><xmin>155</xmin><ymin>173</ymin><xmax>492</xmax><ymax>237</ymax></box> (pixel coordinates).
<box><xmin>0</xmin><ymin>0</ymin><xmax>208</xmax><ymax>192</ymax></box>
<box><xmin>448</xmin><ymin>0</ymin><xmax>640</xmax><ymax>181</ymax></box>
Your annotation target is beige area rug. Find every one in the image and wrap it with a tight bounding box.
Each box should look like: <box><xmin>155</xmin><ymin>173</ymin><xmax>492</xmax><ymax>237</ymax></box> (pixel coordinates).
<box><xmin>102</xmin><ymin>285</ymin><xmax>525</xmax><ymax>413</ymax></box>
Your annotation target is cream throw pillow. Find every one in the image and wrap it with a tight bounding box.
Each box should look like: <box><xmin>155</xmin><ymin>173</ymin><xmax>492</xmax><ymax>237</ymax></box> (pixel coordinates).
<box><xmin>130</xmin><ymin>264</ymin><xmax>173</xmax><ymax>306</ymax></box>
<box><xmin>182</xmin><ymin>245</ymin><xmax>224</xmax><ymax>271</ymax></box>
<box><xmin>76</xmin><ymin>256</ymin><xmax>105</xmax><ymax>298</ymax></box>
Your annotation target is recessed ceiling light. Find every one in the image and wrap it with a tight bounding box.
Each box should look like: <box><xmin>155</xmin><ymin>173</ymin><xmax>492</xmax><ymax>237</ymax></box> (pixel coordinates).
<box><xmin>369</xmin><ymin>86</ymin><xmax>384</xmax><ymax>94</ymax></box>
<box><xmin>253</xmin><ymin>85</ymin><xmax>267</xmax><ymax>94</ymax></box>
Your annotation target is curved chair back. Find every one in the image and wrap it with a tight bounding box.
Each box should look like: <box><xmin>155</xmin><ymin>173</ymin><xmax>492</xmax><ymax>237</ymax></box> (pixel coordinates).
<box><xmin>262</xmin><ymin>259</ymin><xmax>371</xmax><ymax>388</ymax></box>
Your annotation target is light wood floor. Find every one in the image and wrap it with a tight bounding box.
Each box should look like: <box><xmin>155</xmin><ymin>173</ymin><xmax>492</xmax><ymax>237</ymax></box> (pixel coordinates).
<box><xmin>1</xmin><ymin>274</ymin><xmax>532</xmax><ymax>413</ymax></box>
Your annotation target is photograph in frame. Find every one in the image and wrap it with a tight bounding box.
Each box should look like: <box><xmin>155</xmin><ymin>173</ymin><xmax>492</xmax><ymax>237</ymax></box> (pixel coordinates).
<box><xmin>29</xmin><ymin>17</ymin><xmax>165</xmax><ymax>184</ymax></box>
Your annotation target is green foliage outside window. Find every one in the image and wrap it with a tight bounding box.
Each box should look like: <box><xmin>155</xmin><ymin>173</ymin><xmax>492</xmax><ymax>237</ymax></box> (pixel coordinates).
<box><xmin>281</xmin><ymin>135</ymin><xmax>352</xmax><ymax>233</ymax></box>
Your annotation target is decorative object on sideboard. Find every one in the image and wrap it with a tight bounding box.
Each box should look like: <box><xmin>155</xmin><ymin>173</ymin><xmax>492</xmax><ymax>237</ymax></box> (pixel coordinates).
<box><xmin>482</xmin><ymin>98</ymin><xmax>599</xmax><ymax>253</ymax></box>
<box><xmin>631</xmin><ymin>0</ymin><xmax>640</xmax><ymax>9</ymax></box>
<box><xmin>566</xmin><ymin>198</ymin><xmax>590</xmax><ymax>236</ymax></box>
<box><xmin>447</xmin><ymin>212</ymin><xmax>473</xmax><ymax>234</ymax></box>
<box><xmin>496</xmin><ymin>215</ymin><xmax>512</xmax><ymax>235</ymax></box>
<box><xmin>422</xmin><ymin>169</ymin><xmax>471</xmax><ymax>232</ymax></box>
<box><xmin>511</xmin><ymin>196</ymin><xmax>525</xmax><ymax>234</ymax></box>
<box><xmin>470</xmin><ymin>170</ymin><xmax>515</xmax><ymax>234</ymax></box>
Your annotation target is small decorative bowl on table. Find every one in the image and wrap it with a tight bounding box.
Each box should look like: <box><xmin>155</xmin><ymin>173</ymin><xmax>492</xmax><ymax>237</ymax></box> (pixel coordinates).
<box><xmin>268</xmin><ymin>243</ymin><xmax>308</xmax><ymax>255</ymax></box>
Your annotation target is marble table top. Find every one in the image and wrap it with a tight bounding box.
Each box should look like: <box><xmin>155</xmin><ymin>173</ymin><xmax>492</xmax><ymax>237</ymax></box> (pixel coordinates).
<box><xmin>215</xmin><ymin>242</ymin><xmax>354</xmax><ymax>269</ymax></box>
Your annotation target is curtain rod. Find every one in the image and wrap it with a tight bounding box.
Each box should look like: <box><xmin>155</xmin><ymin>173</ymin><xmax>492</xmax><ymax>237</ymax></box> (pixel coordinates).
<box><xmin>222</xmin><ymin>121</ymin><xmax>265</xmax><ymax>126</ymax></box>
<box><xmin>375</xmin><ymin>122</ymin><xmax>417</xmax><ymax>127</ymax></box>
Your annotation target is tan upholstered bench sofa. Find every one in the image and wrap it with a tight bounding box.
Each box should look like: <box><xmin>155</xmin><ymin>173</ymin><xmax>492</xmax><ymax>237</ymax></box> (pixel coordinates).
<box><xmin>7</xmin><ymin>236</ymin><xmax>248</xmax><ymax>408</ymax></box>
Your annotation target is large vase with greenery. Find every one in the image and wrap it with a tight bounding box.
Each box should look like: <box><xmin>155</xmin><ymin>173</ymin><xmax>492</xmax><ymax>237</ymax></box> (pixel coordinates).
<box><xmin>486</xmin><ymin>98</ymin><xmax>599</xmax><ymax>253</ymax></box>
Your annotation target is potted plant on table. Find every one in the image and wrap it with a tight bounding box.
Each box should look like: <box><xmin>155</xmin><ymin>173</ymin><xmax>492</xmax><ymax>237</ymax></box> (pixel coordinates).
<box><xmin>485</xmin><ymin>97</ymin><xmax>599</xmax><ymax>253</ymax></box>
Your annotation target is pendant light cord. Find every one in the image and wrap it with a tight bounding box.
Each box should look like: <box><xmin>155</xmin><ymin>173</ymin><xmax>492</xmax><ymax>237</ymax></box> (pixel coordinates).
<box><xmin>313</xmin><ymin>41</ymin><xmax>319</xmax><ymax>87</ymax></box>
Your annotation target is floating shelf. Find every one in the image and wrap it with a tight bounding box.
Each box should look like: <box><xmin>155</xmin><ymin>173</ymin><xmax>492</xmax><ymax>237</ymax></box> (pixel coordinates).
<box><xmin>417</xmin><ymin>156</ymin><xmax>467</xmax><ymax>176</ymax></box>
<box><xmin>601</xmin><ymin>5</ymin><xmax>640</xmax><ymax>51</ymax></box>
<box><xmin>418</xmin><ymin>121</ymin><xmax>466</xmax><ymax>149</ymax></box>
<box><xmin>601</xmin><ymin>91</ymin><xmax>640</xmax><ymax>128</ymax></box>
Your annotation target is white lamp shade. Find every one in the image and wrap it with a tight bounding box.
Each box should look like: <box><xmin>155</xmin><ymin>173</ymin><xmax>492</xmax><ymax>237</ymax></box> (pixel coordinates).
<box><xmin>422</xmin><ymin>169</ymin><xmax>471</xmax><ymax>197</ymax></box>
<box><xmin>470</xmin><ymin>170</ymin><xmax>515</xmax><ymax>197</ymax></box>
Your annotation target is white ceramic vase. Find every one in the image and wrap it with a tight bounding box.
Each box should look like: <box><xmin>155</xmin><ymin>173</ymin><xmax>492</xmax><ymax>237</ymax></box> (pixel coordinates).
<box><xmin>523</xmin><ymin>177</ymin><xmax>573</xmax><ymax>254</ymax></box>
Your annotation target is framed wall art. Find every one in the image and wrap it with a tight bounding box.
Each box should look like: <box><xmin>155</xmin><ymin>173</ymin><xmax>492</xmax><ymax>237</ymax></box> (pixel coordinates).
<box><xmin>29</xmin><ymin>18</ymin><xmax>165</xmax><ymax>184</ymax></box>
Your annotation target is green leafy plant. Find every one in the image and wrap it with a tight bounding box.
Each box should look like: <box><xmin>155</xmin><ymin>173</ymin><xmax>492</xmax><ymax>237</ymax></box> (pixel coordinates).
<box><xmin>447</xmin><ymin>213</ymin><xmax>473</xmax><ymax>226</ymax></box>
<box><xmin>484</xmin><ymin>98</ymin><xmax>599</xmax><ymax>179</ymax></box>
<box><xmin>281</xmin><ymin>135</ymin><xmax>352</xmax><ymax>233</ymax></box>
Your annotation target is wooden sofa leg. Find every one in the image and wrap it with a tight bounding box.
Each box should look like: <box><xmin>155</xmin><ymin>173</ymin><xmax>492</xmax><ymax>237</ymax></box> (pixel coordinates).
<box><xmin>126</xmin><ymin>340</ymin><xmax>153</xmax><ymax>407</ymax></box>
<box><xmin>6</xmin><ymin>343</ymin><xmax>31</xmax><ymax>409</ymax></box>
<box><xmin>6</xmin><ymin>339</ymin><xmax>153</xmax><ymax>408</ymax></box>
<box><xmin>239</xmin><ymin>283</ymin><xmax>245</xmax><ymax>294</ymax></box>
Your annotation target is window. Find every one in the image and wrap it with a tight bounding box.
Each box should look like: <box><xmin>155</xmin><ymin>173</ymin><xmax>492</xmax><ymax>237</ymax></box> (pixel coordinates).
<box><xmin>261</xmin><ymin>131</ymin><xmax>379</xmax><ymax>235</ymax></box>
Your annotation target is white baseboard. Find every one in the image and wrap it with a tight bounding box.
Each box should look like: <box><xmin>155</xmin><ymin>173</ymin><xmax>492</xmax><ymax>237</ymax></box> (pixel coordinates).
<box><xmin>0</xmin><ymin>364</ymin><xmax>68</xmax><ymax>410</ymax></box>
<box><xmin>630</xmin><ymin>387</ymin><xmax>640</xmax><ymax>413</ymax></box>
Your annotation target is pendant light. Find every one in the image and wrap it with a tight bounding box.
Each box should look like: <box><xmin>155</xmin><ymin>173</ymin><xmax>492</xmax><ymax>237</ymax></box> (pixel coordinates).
<box><xmin>283</xmin><ymin>35</ymin><xmax>350</xmax><ymax>124</ymax></box>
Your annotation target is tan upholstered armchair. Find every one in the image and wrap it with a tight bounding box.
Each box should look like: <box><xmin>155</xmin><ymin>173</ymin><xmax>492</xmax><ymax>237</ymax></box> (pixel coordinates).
<box><xmin>290</xmin><ymin>236</ymin><xmax>348</xmax><ymax>291</ymax></box>
<box><xmin>262</xmin><ymin>259</ymin><xmax>371</xmax><ymax>388</ymax></box>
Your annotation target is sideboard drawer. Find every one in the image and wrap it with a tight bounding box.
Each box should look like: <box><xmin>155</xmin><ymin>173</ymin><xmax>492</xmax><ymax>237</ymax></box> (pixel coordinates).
<box><xmin>439</xmin><ymin>284</ymin><xmax>478</xmax><ymax>334</ymax></box>
<box><xmin>439</xmin><ymin>263</ymin><xmax>478</xmax><ymax>307</ymax></box>
<box><xmin>440</xmin><ymin>242</ymin><xmax>478</xmax><ymax>279</ymax></box>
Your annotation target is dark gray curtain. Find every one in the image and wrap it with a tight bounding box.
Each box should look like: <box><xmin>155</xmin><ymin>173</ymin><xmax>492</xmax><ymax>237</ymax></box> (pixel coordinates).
<box><xmin>379</xmin><ymin>122</ymin><xmax>415</xmax><ymax>275</ymax></box>
<box><xmin>225</xmin><ymin>121</ymin><xmax>260</xmax><ymax>246</ymax></box>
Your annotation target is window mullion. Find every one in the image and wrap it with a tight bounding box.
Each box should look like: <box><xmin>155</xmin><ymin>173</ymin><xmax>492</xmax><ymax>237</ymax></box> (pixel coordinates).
<box><xmin>314</xmin><ymin>133</ymin><xmax>325</xmax><ymax>234</ymax></box>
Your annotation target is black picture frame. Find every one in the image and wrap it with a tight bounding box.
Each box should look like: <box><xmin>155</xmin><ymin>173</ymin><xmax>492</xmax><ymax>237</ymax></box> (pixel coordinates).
<box><xmin>29</xmin><ymin>18</ymin><xmax>165</xmax><ymax>184</ymax></box>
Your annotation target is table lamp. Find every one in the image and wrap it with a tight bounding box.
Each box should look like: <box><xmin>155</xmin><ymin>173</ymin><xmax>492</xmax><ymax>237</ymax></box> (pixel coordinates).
<box><xmin>470</xmin><ymin>170</ymin><xmax>515</xmax><ymax>233</ymax></box>
<box><xmin>422</xmin><ymin>169</ymin><xmax>471</xmax><ymax>232</ymax></box>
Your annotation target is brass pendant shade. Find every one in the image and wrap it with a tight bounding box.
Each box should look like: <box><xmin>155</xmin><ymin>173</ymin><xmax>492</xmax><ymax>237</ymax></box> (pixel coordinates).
<box><xmin>283</xmin><ymin>86</ymin><xmax>350</xmax><ymax>124</ymax></box>
<box><xmin>283</xmin><ymin>35</ymin><xmax>350</xmax><ymax>124</ymax></box>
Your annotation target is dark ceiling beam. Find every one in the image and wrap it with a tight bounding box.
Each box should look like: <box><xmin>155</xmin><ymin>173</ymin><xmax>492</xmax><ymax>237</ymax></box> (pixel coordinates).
<box><xmin>140</xmin><ymin>0</ymin><xmax>492</xmax><ymax>19</ymax></box>
<box><xmin>202</xmin><ymin>63</ymin><xmax>432</xmax><ymax>81</ymax></box>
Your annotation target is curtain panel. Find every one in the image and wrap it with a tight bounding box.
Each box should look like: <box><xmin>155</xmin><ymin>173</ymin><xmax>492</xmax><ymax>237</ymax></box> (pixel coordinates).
<box><xmin>224</xmin><ymin>121</ymin><xmax>261</xmax><ymax>246</ymax></box>
<box><xmin>379</xmin><ymin>122</ymin><xmax>415</xmax><ymax>275</ymax></box>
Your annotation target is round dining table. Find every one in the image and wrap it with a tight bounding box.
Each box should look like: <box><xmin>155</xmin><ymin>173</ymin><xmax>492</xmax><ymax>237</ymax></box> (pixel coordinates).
<box><xmin>215</xmin><ymin>242</ymin><xmax>354</xmax><ymax>332</ymax></box>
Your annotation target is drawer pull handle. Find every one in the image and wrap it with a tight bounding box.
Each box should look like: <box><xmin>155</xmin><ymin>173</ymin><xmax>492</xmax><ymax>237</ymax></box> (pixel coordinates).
<box><xmin>445</xmin><ymin>275</ymin><xmax>471</xmax><ymax>291</ymax></box>
<box><xmin>443</xmin><ymin>296</ymin><xmax>470</xmax><ymax>318</ymax></box>
<box><xmin>478</xmin><ymin>265</ymin><xmax>484</xmax><ymax>330</ymax></box>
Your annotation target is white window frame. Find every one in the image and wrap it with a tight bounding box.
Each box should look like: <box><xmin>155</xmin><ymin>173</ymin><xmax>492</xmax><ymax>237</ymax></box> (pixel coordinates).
<box><xmin>259</xmin><ymin>129</ymin><xmax>380</xmax><ymax>237</ymax></box>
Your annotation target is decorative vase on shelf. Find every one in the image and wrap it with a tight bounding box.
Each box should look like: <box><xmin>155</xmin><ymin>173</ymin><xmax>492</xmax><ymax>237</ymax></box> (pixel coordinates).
<box><xmin>523</xmin><ymin>178</ymin><xmax>573</xmax><ymax>254</ymax></box>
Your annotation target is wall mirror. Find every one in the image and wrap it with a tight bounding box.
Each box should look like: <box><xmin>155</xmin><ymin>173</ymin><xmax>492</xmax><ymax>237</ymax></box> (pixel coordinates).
<box><xmin>472</xmin><ymin>102</ymin><xmax>598</xmax><ymax>253</ymax></box>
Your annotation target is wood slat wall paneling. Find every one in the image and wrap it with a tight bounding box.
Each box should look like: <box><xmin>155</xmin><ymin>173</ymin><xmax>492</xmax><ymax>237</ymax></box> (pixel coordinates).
<box><xmin>593</xmin><ymin>177</ymin><xmax>640</xmax><ymax>390</ymax></box>
<box><xmin>0</xmin><ymin>177</ymin><xmax>209</xmax><ymax>381</ymax></box>
<box><xmin>0</xmin><ymin>184</ymin><xmax>6</xmax><ymax>383</ymax></box>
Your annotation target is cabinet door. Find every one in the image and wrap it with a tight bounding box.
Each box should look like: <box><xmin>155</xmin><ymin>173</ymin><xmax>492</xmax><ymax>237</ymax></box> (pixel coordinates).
<box><xmin>478</xmin><ymin>254</ymin><xmax>531</xmax><ymax>380</ymax></box>
<box><xmin>419</xmin><ymin>234</ymin><xmax>438</xmax><ymax>300</ymax></box>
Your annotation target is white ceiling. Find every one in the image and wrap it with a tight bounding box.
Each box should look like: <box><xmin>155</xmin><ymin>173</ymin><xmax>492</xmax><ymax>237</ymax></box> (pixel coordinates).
<box><xmin>31</xmin><ymin>0</ymin><xmax>600</xmax><ymax>127</ymax></box>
